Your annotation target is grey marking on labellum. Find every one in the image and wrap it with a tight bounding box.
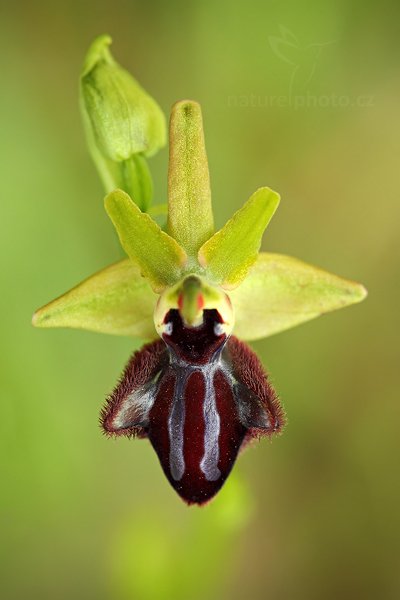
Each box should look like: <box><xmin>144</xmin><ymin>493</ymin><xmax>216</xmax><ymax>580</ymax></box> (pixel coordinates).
<box><xmin>112</xmin><ymin>379</ymin><xmax>158</xmax><ymax>430</ymax></box>
<box><xmin>168</xmin><ymin>372</ymin><xmax>186</xmax><ymax>481</ymax></box>
<box><xmin>214</xmin><ymin>323</ymin><xmax>225</xmax><ymax>336</ymax></box>
<box><xmin>200</xmin><ymin>368</ymin><xmax>221</xmax><ymax>482</ymax></box>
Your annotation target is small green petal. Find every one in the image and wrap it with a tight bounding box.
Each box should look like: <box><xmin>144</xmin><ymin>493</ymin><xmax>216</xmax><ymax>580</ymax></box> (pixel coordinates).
<box><xmin>105</xmin><ymin>189</ymin><xmax>187</xmax><ymax>292</ymax></box>
<box><xmin>231</xmin><ymin>252</ymin><xmax>367</xmax><ymax>341</ymax></box>
<box><xmin>32</xmin><ymin>259</ymin><xmax>157</xmax><ymax>338</ymax></box>
<box><xmin>167</xmin><ymin>100</ymin><xmax>214</xmax><ymax>257</ymax></box>
<box><xmin>198</xmin><ymin>187</ymin><xmax>280</xmax><ymax>289</ymax></box>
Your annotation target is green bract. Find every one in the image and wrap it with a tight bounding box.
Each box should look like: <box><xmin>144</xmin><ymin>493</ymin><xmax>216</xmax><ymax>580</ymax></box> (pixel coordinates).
<box><xmin>33</xmin><ymin>36</ymin><xmax>367</xmax><ymax>341</ymax></box>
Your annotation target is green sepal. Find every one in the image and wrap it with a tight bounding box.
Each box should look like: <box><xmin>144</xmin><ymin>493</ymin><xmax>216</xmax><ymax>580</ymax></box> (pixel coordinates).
<box><xmin>230</xmin><ymin>252</ymin><xmax>367</xmax><ymax>341</ymax></box>
<box><xmin>32</xmin><ymin>259</ymin><xmax>157</xmax><ymax>339</ymax></box>
<box><xmin>105</xmin><ymin>189</ymin><xmax>187</xmax><ymax>292</ymax></box>
<box><xmin>167</xmin><ymin>100</ymin><xmax>214</xmax><ymax>257</ymax></box>
<box><xmin>198</xmin><ymin>187</ymin><xmax>280</xmax><ymax>289</ymax></box>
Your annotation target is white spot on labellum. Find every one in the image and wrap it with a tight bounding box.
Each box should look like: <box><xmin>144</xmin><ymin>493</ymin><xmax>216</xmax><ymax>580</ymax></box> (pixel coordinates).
<box><xmin>214</xmin><ymin>323</ymin><xmax>225</xmax><ymax>337</ymax></box>
<box><xmin>164</xmin><ymin>322</ymin><xmax>173</xmax><ymax>335</ymax></box>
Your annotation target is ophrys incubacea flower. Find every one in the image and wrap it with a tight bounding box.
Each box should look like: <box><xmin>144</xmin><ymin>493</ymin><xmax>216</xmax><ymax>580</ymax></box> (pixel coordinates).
<box><xmin>32</xmin><ymin>36</ymin><xmax>367</xmax><ymax>505</ymax></box>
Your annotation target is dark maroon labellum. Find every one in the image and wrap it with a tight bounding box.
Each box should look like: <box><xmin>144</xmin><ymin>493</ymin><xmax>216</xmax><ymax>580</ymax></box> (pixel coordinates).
<box><xmin>101</xmin><ymin>309</ymin><xmax>285</xmax><ymax>505</ymax></box>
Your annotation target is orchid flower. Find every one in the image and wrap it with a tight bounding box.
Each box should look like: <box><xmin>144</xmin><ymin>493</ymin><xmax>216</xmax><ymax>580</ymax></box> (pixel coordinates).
<box><xmin>32</xmin><ymin>36</ymin><xmax>367</xmax><ymax>505</ymax></box>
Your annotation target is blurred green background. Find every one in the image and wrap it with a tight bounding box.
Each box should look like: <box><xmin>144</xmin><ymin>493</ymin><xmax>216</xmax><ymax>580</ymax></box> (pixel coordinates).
<box><xmin>1</xmin><ymin>1</ymin><xmax>399</xmax><ymax>598</ymax></box>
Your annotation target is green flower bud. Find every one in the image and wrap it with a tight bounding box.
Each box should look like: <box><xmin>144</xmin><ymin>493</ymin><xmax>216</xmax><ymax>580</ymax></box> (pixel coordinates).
<box><xmin>80</xmin><ymin>35</ymin><xmax>166</xmax><ymax>211</ymax></box>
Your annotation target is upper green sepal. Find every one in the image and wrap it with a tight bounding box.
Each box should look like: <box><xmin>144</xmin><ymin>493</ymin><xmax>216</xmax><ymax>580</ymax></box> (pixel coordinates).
<box><xmin>80</xmin><ymin>35</ymin><xmax>166</xmax><ymax>211</ymax></box>
<box><xmin>231</xmin><ymin>252</ymin><xmax>367</xmax><ymax>341</ymax></box>
<box><xmin>198</xmin><ymin>187</ymin><xmax>280</xmax><ymax>289</ymax></box>
<box><xmin>105</xmin><ymin>189</ymin><xmax>187</xmax><ymax>293</ymax></box>
<box><xmin>167</xmin><ymin>100</ymin><xmax>214</xmax><ymax>257</ymax></box>
<box><xmin>32</xmin><ymin>259</ymin><xmax>157</xmax><ymax>339</ymax></box>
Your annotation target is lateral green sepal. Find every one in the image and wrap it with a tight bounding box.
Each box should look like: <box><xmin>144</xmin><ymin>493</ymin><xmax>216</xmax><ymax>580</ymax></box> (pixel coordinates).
<box><xmin>230</xmin><ymin>252</ymin><xmax>367</xmax><ymax>341</ymax></box>
<box><xmin>32</xmin><ymin>259</ymin><xmax>157</xmax><ymax>339</ymax></box>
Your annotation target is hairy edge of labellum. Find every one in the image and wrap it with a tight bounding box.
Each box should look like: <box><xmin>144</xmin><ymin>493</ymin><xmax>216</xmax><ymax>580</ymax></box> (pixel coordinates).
<box><xmin>100</xmin><ymin>333</ymin><xmax>285</xmax><ymax>505</ymax></box>
<box><xmin>100</xmin><ymin>337</ymin><xmax>285</xmax><ymax>441</ymax></box>
<box><xmin>100</xmin><ymin>340</ymin><xmax>167</xmax><ymax>439</ymax></box>
<box><xmin>229</xmin><ymin>337</ymin><xmax>286</xmax><ymax>443</ymax></box>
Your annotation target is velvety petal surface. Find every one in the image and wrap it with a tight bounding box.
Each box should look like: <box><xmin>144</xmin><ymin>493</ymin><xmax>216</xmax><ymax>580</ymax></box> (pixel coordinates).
<box><xmin>101</xmin><ymin>310</ymin><xmax>283</xmax><ymax>505</ymax></box>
